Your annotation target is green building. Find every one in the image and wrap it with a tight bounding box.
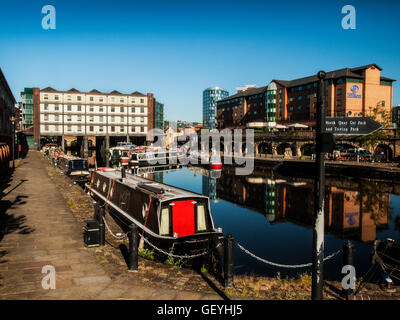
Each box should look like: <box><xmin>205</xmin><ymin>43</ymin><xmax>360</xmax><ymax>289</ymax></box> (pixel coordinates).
<box><xmin>154</xmin><ymin>101</ymin><xmax>164</xmax><ymax>130</ymax></box>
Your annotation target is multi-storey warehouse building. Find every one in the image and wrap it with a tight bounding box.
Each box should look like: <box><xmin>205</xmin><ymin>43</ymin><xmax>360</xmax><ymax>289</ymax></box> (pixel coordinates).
<box><xmin>21</xmin><ymin>87</ymin><xmax>163</xmax><ymax>150</ymax></box>
<box><xmin>217</xmin><ymin>64</ymin><xmax>395</xmax><ymax>130</ymax></box>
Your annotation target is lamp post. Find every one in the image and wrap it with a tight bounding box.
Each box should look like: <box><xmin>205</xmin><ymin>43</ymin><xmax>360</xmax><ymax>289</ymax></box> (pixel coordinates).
<box><xmin>10</xmin><ymin>114</ymin><xmax>15</xmax><ymax>169</ymax></box>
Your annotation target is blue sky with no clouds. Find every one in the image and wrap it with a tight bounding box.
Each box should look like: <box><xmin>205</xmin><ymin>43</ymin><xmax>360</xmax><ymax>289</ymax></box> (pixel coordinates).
<box><xmin>1</xmin><ymin>0</ymin><xmax>400</xmax><ymax>121</ymax></box>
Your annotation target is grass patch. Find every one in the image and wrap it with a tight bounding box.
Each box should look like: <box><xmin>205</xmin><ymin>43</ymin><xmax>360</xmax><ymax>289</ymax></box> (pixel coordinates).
<box><xmin>67</xmin><ymin>198</ymin><xmax>76</xmax><ymax>209</ymax></box>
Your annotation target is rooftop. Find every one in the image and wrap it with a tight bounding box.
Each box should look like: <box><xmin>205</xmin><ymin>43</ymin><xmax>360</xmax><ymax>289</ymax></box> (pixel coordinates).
<box><xmin>39</xmin><ymin>87</ymin><xmax>147</xmax><ymax>96</ymax></box>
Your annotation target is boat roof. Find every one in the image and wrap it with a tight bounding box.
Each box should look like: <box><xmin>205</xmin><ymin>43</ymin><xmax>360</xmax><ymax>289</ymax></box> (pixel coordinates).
<box><xmin>59</xmin><ymin>154</ymin><xmax>87</xmax><ymax>161</ymax></box>
<box><xmin>96</xmin><ymin>169</ymin><xmax>208</xmax><ymax>202</ymax></box>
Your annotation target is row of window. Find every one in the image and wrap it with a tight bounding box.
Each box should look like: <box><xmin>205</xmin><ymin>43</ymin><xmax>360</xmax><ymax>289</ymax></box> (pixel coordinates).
<box><xmin>42</xmin><ymin>115</ymin><xmax>147</xmax><ymax>123</ymax></box>
<box><xmin>42</xmin><ymin>104</ymin><xmax>147</xmax><ymax>113</ymax></box>
<box><xmin>42</xmin><ymin>94</ymin><xmax>146</xmax><ymax>104</ymax></box>
<box><xmin>42</xmin><ymin>125</ymin><xmax>146</xmax><ymax>133</ymax></box>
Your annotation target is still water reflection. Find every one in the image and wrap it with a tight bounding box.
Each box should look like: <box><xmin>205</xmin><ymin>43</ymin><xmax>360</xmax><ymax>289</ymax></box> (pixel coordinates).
<box><xmin>146</xmin><ymin>166</ymin><xmax>400</xmax><ymax>281</ymax></box>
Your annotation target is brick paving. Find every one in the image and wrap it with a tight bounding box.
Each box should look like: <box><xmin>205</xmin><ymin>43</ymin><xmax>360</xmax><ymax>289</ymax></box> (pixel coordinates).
<box><xmin>0</xmin><ymin>151</ymin><xmax>221</xmax><ymax>300</ymax></box>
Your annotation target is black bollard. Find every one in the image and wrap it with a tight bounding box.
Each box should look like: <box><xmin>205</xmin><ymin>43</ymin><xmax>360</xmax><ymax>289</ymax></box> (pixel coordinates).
<box><xmin>128</xmin><ymin>224</ymin><xmax>138</xmax><ymax>272</ymax></box>
<box><xmin>121</xmin><ymin>166</ymin><xmax>126</xmax><ymax>180</ymax></box>
<box><xmin>342</xmin><ymin>241</ymin><xmax>355</xmax><ymax>298</ymax></box>
<box><xmin>98</xmin><ymin>207</ymin><xmax>105</xmax><ymax>246</ymax></box>
<box><xmin>224</xmin><ymin>234</ymin><xmax>234</xmax><ymax>288</ymax></box>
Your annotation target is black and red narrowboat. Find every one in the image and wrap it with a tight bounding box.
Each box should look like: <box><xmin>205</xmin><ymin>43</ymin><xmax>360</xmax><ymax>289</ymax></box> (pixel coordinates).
<box><xmin>85</xmin><ymin>168</ymin><xmax>223</xmax><ymax>257</ymax></box>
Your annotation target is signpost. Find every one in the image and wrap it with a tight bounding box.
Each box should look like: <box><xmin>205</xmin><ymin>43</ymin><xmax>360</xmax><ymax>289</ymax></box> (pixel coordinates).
<box><xmin>325</xmin><ymin>117</ymin><xmax>382</xmax><ymax>135</ymax></box>
<box><xmin>312</xmin><ymin>78</ymin><xmax>384</xmax><ymax>300</ymax></box>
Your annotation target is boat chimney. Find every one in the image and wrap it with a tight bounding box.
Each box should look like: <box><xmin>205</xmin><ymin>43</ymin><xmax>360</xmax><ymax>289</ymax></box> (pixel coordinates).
<box><xmin>121</xmin><ymin>167</ymin><xmax>126</xmax><ymax>181</ymax></box>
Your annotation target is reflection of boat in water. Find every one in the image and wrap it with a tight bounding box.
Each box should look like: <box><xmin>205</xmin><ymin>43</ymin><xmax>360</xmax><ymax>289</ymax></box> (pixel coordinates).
<box><xmin>86</xmin><ymin>168</ymin><xmax>223</xmax><ymax>256</ymax></box>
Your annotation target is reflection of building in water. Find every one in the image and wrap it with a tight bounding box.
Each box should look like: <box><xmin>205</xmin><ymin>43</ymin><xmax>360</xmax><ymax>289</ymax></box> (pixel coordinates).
<box><xmin>154</xmin><ymin>172</ymin><xmax>164</xmax><ymax>184</ymax></box>
<box><xmin>202</xmin><ymin>176</ymin><xmax>217</xmax><ymax>201</ymax></box>
<box><xmin>216</xmin><ymin>170</ymin><xmax>390</xmax><ymax>243</ymax></box>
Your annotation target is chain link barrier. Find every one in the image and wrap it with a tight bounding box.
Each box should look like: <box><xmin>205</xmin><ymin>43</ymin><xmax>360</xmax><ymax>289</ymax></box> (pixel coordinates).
<box><xmin>235</xmin><ymin>241</ymin><xmax>342</xmax><ymax>269</ymax></box>
<box><xmin>102</xmin><ymin>216</ymin><xmax>129</xmax><ymax>240</ymax></box>
<box><xmin>138</xmin><ymin>233</ymin><xmax>220</xmax><ymax>260</ymax></box>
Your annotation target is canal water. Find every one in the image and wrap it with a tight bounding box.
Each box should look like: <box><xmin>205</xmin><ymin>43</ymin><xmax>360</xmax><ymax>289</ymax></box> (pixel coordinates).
<box><xmin>148</xmin><ymin>165</ymin><xmax>400</xmax><ymax>281</ymax></box>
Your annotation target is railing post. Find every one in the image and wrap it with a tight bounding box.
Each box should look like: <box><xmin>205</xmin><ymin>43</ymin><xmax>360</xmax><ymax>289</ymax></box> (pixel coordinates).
<box><xmin>128</xmin><ymin>224</ymin><xmax>138</xmax><ymax>272</ymax></box>
<box><xmin>98</xmin><ymin>207</ymin><xmax>105</xmax><ymax>246</ymax></box>
<box><xmin>224</xmin><ymin>234</ymin><xmax>234</xmax><ymax>288</ymax></box>
<box><xmin>342</xmin><ymin>241</ymin><xmax>355</xmax><ymax>299</ymax></box>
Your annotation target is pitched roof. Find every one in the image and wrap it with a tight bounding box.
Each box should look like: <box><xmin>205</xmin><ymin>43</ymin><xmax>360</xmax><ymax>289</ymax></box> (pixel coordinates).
<box><xmin>273</xmin><ymin>64</ymin><xmax>395</xmax><ymax>88</ymax></box>
<box><xmin>218</xmin><ymin>86</ymin><xmax>267</xmax><ymax>102</ymax></box>
<box><xmin>41</xmin><ymin>86</ymin><xmax>58</xmax><ymax>92</ymax></box>
<box><xmin>131</xmin><ymin>91</ymin><xmax>146</xmax><ymax>96</ymax></box>
<box><xmin>67</xmin><ymin>88</ymin><xmax>80</xmax><ymax>92</ymax></box>
<box><xmin>89</xmin><ymin>89</ymin><xmax>101</xmax><ymax>94</ymax></box>
<box><xmin>109</xmin><ymin>90</ymin><xmax>121</xmax><ymax>95</ymax></box>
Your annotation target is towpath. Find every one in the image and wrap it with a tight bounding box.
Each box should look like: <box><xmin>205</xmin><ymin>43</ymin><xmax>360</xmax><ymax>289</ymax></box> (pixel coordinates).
<box><xmin>0</xmin><ymin>151</ymin><xmax>221</xmax><ymax>300</ymax></box>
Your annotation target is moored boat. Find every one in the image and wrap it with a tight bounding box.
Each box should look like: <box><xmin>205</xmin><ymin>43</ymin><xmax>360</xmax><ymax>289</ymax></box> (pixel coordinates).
<box><xmin>85</xmin><ymin>168</ymin><xmax>223</xmax><ymax>257</ymax></box>
<box><xmin>57</xmin><ymin>154</ymin><xmax>90</xmax><ymax>182</ymax></box>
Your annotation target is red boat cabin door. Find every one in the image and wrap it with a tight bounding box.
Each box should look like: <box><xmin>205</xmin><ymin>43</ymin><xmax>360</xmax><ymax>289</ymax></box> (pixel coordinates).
<box><xmin>171</xmin><ymin>200</ymin><xmax>195</xmax><ymax>237</ymax></box>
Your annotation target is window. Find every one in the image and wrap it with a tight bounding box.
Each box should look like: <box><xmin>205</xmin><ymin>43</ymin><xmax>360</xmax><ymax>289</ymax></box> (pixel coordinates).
<box><xmin>44</xmin><ymin>104</ymin><xmax>49</xmax><ymax>110</ymax></box>
<box><xmin>89</xmin><ymin>126</ymin><xmax>94</xmax><ymax>132</ymax></box>
<box><xmin>78</xmin><ymin>115</ymin><xmax>82</xmax><ymax>121</ymax></box>
<box><xmin>382</xmin><ymin>100</ymin><xmax>385</xmax><ymax>107</ymax></box>
<box><xmin>338</xmin><ymin>89</ymin><xmax>342</xmax><ymax>95</ymax></box>
<box><xmin>160</xmin><ymin>208</ymin><xmax>170</xmax><ymax>235</ymax></box>
<box><xmin>120</xmin><ymin>98</ymin><xmax>124</xmax><ymax>103</ymax></box>
<box><xmin>120</xmin><ymin>126</ymin><xmax>124</xmax><ymax>132</ymax></box>
<box><xmin>120</xmin><ymin>107</ymin><xmax>124</xmax><ymax>113</ymax></box>
<box><xmin>67</xmin><ymin>115</ymin><xmax>72</xmax><ymax>122</ymax></box>
<box><xmin>111</xmin><ymin>97</ymin><xmax>115</xmax><ymax>102</ymax></box>
<box><xmin>298</xmin><ymin>96</ymin><xmax>302</xmax><ymax>100</ymax></box>
<box><xmin>111</xmin><ymin>107</ymin><xmax>115</xmax><ymax>112</ymax></box>
<box><xmin>77</xmin><ymin>105</ymin><xmax>82</xmax><ymax>111</ymax></box>
<box><xmin>140</xmin><ymin>107</ymin><xmax>144</xmax><ymax>113</ymax></box>
<box><xmin>131</xmin><ymin>98</ymin><xmax>135</xmax><ymax>103</ymax></box>
<box><xmin>77</xmin><ymin>125</ymin><xmax>82</xmax><ymax>132</ymax></box>
<box><xmin>55</xmin><ymin>95</ymin><xmax>59</xmax><ymax>100</ymax></box>
<box><xmin>111</xmin><ymin>126</ymin><xmax>115</xmax><ymax>132</ymax></box>
<box><xmin>131</xmin><ymin>126</ymin><xmax>135</xmax><ymax>132</ymax></box>
<box><xmin>55</xmin><ymin>104</ymin><xmax>59</xmax><ymax>111</ymax></box>
<box><xmin>140</xmin><ymin>117</ymin><xmax>144</xmax><ymax>123</ymax></box>
<box><xmin>140</xmin><ymin>98</ymin><xmax>144</xmax><ymax>103</ymax></box>
<box><xmin>67</xmin><ymin>125</ymin><xmax>71</xmax><ymax>132</ymax></box>
<box><xmin>55</xmin><ymin>115</ymin><xmax>59</xmax><ymax>121</ymax></box>
<box><xmin>99</xmin><ymin>97</ymin><xmax>103</xmax><ymax>102</ymax></box>
<box><xmin>67</xmin><ymin>105</ymin><xmax>72</xmax><ymax>111</ymax></box>
<box><xmin>337</xmin><ymin>100</ymin><xmax>342</xmax><ymax>106</ymax></box>
<box><xmin>90</xmin><ymin>97</ymin><xmax>94</xmax><ymax>102</ymax></box>
<box><xmin>45</xmin><ymin>125</ymin><xmax>49</xmax><ymax>131</ymax></box>
<box><xmin>196</xmin><ymin>205</ymin><xmax>207</xmax><ymax>231</ymax></box>
<box><xmin>99</xmin><ymin>126</ymin><xmax>103</xmax><ymax>132</ymax></box>
<box><xmin>99</xmin><ymin>116</ymin><xmax>104</xmax><ymax>122</ymax></box>
<box><xmin>120</xmin><ymin>116</ymin><xmax>124</xmax><ymax>122</ymax></box>
<box><xmin>77</xmin><ymin>96</ymin><xmax>81</xmax><ymax>101</ymax></box>
<box><xmin>111</xmin><ymin>116</ymin><xmax>115</xmax><ymax>122</ymax></box>
<box><xmin>67</xmin><ymin>95</ymin><xmax>71</xmax><ymax>101</ymax></box>
<box><xmin>89</xmin><ymin>106</ymin><xmax>94</xmax><ymax>112</ymax></box>
<box><xmin>131</xmin><ymin>107</ymin><xmax>135</xmax><ymax>113</ymax></box>
<box><xmin>44</xmin><ymin>94</ymin><xmax>48</xmax><ymax>100</ymax></box>
<box><xmin>44</xmin><ymin>114</ymin><xmax>49</xmax><ymax>121</ymax></box>
<box><xmin>99</xmin><ymin>107</ymin><xmax>103</xmax><ymax>112</ymax></box>
<box><xmin>140</xmin><ymin>126</ymin><xmax>144</xmax><ymax>132</ymax></box>
<box><xmin>90</xmin><ymin>116</ymin><xmax>94</xmax><ymax>122</ymax></box>
<box><xmin>55</xmin><ymin>125</ymin><xmax>59</xmax><ymax>131</ymax></box>
<box><xmin>298</xmin><ymin>105</ymin><xmax>302</xmax><ymax>110</ymax></box>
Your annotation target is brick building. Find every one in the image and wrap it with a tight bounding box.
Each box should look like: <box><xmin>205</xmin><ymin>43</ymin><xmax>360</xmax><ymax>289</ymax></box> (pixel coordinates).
<box><xmin>217</xmin><ymin>64</ymin><xmax>395</xmax><ymax>129</ymax></box>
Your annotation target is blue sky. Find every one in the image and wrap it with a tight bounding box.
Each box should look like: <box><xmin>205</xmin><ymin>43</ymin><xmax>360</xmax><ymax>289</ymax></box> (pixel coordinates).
<box><xmin>1</xmin><ymin>0</ymin><xmax>399</xmax><ymax>121</ymax></box>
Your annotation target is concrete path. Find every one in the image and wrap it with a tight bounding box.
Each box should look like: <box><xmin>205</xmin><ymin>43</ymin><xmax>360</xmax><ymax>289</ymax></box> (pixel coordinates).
<box><xmin>0</xmin><ymin>152</ymin><xmax>221</xmax><ymax>300</ymax></box>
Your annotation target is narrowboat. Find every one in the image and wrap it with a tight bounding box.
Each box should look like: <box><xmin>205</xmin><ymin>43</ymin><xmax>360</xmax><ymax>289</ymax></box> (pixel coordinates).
<box><xmin>57</xmin><ymin>155</ymin><xmax>90</xmax><ymax>182</ymax></box>
<box><xmin>86</xmin><ymin>168</ymin><xmax>224</xmax><ymax>257</ymax></box>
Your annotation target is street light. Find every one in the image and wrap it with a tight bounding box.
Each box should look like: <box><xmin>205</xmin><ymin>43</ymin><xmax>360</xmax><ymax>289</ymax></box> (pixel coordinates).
<box><xmin>10</xmin><ymin>114</ymin><xmax>15</xmax><ymax>169</ymax></box>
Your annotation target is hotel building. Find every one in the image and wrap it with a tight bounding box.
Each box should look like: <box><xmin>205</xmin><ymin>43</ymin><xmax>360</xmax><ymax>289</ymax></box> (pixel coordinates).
<box><xmin>217</xmin><ymin>64</ymin><xmax>395</xmax><ymax>129</ymax></box>
<box><xmin>0</xmin><ymin>68</ymin><xmax>16</xmax><ymax>148</ymax></box>
<box><xmin>21</xmin><ymin>87</ymin><xmax>163</xmax><ymax>150</ymax></box>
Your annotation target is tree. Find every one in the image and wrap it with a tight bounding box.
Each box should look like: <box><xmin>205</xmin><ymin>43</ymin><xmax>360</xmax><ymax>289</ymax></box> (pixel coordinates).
<box><xmin>356</xmin><ymin>102</ymin><xmax>391</xmax><ymax>151</ymax></box>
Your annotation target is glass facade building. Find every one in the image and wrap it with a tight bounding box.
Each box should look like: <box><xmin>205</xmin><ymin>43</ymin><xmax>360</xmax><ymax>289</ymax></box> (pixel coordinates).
<box><xmin>203</xmin><ymin>87</ymin><xmax>229</xmax><ymax>130</ymax></box>
<box><xmin>22</xmin><ymin>88</ymin><xmax>34</xmax><ymax>130</ymax></box>
<box><xmin>154</xmin><ymin>101</ymin><xmax>164</xmax><ymax>130</ymax></box>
